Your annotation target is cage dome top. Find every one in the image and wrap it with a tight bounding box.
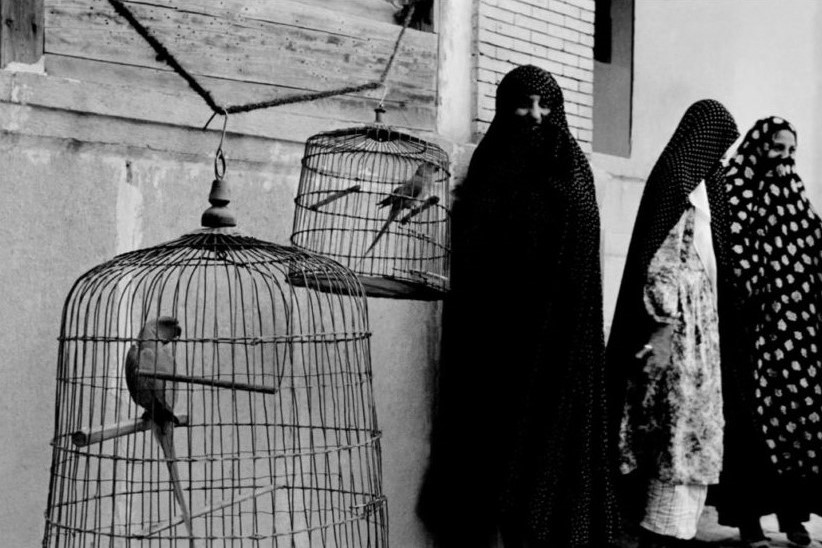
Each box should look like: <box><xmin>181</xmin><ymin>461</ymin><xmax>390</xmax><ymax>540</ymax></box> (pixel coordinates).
<box><xmin>305</xmin><ymin>112</ymin><xmax>450</xmax><ymax>167</ymax></box>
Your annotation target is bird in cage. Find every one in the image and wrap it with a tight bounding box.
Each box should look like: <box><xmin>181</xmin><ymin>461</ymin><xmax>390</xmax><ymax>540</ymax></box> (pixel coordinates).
<box><xmin>124</xmin><ymin>316</ymin><xmax>193</xmax><ymax>540</ymax></box>
<box><xmin>364</xmin><ymin>162</ymin><xmax>440</xmax><ymax>255</ymax></box>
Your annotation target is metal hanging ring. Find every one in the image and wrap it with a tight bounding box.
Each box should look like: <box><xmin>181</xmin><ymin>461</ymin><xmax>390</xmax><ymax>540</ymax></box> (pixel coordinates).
<box><xmin>213</xmin><ymin>110</ymin><xmax>229</xmax><ymax>179</ymax></box>
<box><xmin>214</xmin><ymin>148</ymin><xmax>226</xmax><ymax>179</ymax></box>
<box><xmin>217</xmin><ymin>110</ymin><xmax>228</xmax><ymax>151</ymax></box>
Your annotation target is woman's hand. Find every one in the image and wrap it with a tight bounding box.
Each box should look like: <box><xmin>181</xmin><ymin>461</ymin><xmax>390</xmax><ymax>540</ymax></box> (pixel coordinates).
<box><xmin>634</xmin><ymin>323</ymin><xmax>675</xmax><ymax>366</ymax></box>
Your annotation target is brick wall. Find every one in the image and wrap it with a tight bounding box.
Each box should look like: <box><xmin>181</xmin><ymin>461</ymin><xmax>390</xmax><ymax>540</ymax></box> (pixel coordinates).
<box><xmin>474</xmin><ymin>0</ymin><xmax>595</xmax><ymax>151</ymax></box>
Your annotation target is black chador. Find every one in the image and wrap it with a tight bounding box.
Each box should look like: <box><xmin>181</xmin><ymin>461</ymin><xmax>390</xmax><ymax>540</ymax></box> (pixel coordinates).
<box><xmin>418</xmin><ymin>65</ymin><xmax>619</xmax><ymax>548</ymax></box>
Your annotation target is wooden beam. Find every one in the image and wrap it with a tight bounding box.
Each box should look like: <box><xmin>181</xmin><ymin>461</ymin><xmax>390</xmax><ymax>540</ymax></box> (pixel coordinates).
<box><xmin>294</xmin><ymin>0</ymin><xmax>396</xmax><ymax>25</ymax></box>
<box><xmin>43</xmin><ymin>56</ymin><xmax>436</xmax><ymax>130</ymax></box>
<box><xmin>0</xmin><ymin>70</ymin><xmax>436</xmax><ymax>148</ymax></box>
<box><xmin>46</xmin><ymin>1</ymin><xmax>437</xmax><ymax>100</ymax></box>
<box><xmin>0</xmin><ymin>0</ymin><xmax>44</xmax><ymax>67</ymax></box>
<box><xmin>43</xmin><ymin>0</ymin><xmax>437</xmax><ymax>132</ymax></box>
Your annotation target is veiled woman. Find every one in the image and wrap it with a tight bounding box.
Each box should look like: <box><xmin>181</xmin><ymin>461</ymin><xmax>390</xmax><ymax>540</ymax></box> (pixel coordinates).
<box><xmin>714</xmin><ymin>117</ymin><xmax>822</xmax><ymax>547</ymax></box>
<box><xmin>417</xmin><ymin>65</ymin><xmax>620</xmax><ymax>547</ymax></box>
<box><xmin>606</xmin><ymin>100</ymin><xmax>739</xmax><ymax>548</ymax></box>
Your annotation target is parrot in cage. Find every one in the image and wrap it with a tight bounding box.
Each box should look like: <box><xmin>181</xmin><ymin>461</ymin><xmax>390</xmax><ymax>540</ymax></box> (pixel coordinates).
<box><xmin>125</xmin><ymin>316</ymin><xmax>193</xmax><ymax>540</ymax></box>
<box><xmin>364</xmin><ymin>162</ymin><xmax>440</xmax><ymax>255</ymax></box>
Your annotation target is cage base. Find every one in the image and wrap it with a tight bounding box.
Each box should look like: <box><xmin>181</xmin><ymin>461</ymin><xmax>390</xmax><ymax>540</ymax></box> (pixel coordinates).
<box><xmin>288</xmin><ymin>272</ymin><xmax>445</xmax><ymax>301</ymax></box>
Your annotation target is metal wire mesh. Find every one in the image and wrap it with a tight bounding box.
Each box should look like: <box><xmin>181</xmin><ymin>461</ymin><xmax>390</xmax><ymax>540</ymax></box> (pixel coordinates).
<box><xmin>291</xmin><ymin>120</ymin><xmax>451</xmax><ymax>300</ymax></box>
<box><xmin>42</xmin><ymin>227</ymin><xmax>386</xmax><ymax>547</ymax></box>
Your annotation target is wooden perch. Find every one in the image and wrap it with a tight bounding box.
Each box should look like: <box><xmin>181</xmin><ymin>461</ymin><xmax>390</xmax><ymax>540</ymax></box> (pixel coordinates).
<box><xmin>307</xmin><ymin>185</ymin><xmax>361</xmax><ymax>211</ymax></box>
<box><xmin>137</xmin><ymin>482</ymin><xmax>287</xmax><ymax>538</ymax></box>
<box><xmin>71</xmin><ymin>415</ymin><xmax>190</xmax><ymax>447</ymax></box>
<box><xmin>408</xmin><ymin>270</ymin><xmax>449</xmax><ymax>283</ymax></box>
<box><xmin>137</xmin><ymin>369</ymin><xmax>279</xmax><ymax>395</ymax></box>
<box><xmin>399</xmin><ymin>195</ymin><xmax>440</xmax><ymax>224</ymax></box>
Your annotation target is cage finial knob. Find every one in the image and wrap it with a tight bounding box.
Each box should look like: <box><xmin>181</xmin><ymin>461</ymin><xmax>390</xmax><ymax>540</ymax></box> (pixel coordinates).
<box><xmin>201</xmin><ymin>176</ymin><xmax>236</xmax><ymax>228</ymax></box>
<box><xmin>374</xmin><ymin>105</ymin><xmax>386</xmax><ymax>124</ymax></box>
<box><xmin>201</xmin><ymin>150</ymin><xmax>237</xmax><ymax>228</ymax></box>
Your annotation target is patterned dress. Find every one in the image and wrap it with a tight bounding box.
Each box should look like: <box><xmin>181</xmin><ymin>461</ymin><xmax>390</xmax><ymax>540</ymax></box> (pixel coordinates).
<box><xmin>619</xmin><ymin>205</ymin><xmax>724</xmax><ymax>486</ymax></box>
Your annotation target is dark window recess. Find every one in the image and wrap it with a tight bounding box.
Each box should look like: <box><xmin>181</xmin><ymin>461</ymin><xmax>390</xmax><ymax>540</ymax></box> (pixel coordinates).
<box><xmin>394</xmin><ymin>0</ymin><xmax>435</xmax><ymax>32</ymax></box>
<box><xmin>594</xmin><ymin>0</ymin><xmax>612</xmax><ymax>63</ymax></box>
<box><xmin>0</xmin><ymin>0</ymin><xmax>45</xmax><ymax>68</ymax></box>
<box><xmin>593</xmin><ymin>0</ymin><xmax>634</xmax><ymax>157</ymax></box>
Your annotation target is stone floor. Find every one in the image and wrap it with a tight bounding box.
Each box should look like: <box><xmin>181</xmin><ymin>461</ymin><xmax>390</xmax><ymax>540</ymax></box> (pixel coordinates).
<box><xmin>689</xmin><ymin>507</ymin><xmax>822</xmax><ymax>547</ymax></box>
<box><xmin>491</xmin><ymin>507</ymin><xmax>822</xmax><ymax>548</ymax></box>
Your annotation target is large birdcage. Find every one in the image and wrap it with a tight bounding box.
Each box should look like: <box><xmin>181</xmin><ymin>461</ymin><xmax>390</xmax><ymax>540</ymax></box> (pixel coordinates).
<box><xmin>42</xmin><ymin>175</ymin><xmax>387</xmax><ymax>547</ymax></box>
<box><xmin>291</xmin><ymin>109</ymin><xmax>451</xmax><ymax>300</ymax></box>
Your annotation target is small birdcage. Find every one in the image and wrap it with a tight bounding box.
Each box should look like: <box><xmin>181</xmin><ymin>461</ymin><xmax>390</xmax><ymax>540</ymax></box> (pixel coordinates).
<box><xmin>290</xmin><ymin>108</ymin><xmax>451</xmax><ymax>300</ymax></box>
<box><xmin>42</xmin><ymin>169</ymin><xmax>387</xmax><ymax>546</ymax></box>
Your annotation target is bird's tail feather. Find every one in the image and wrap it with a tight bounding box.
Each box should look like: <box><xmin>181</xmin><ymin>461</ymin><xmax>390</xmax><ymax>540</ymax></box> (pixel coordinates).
<box><xmin>364</xmin><ymin>208</ymin><xmax>400</xmax><ymax>256</ymax></box>
<box><xmin>152</xmin><ymin>421</ymin><xmax>194</xmax><ymax>544</ymax></box>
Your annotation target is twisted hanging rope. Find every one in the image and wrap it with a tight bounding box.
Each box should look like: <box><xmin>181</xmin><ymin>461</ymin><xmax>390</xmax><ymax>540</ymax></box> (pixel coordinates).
<box><xmin>108</xmin><ymin>0</ymin><xmax>221</xmax><ymax>112</ymax></box>
<box><xmin>107</xmin><ymin>0</ymin><xmax>417</xmax><ymax>116</ymax></box>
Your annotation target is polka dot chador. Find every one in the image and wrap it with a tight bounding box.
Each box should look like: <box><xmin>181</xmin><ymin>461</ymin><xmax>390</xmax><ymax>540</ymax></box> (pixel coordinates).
<box><xmin>726</xmin><ymin>116</ymin><xmax>822</xmax><ymax>478</ymax></box>
<box><xmin>627</xmin><ymin>100</ymin><xmax>739</xmax><ymax>273</ymax></box>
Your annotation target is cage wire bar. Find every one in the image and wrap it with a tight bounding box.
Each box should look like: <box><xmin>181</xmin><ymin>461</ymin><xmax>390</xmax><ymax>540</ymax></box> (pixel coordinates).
<box><xmin>42</xmin><ymin>180</ymin><xmax>387</xmax><ymax>546</ymax></box>
<box><xmin>290</xmin><ymin>111</ymin><xmax>451</xmax><ymax>300</ymax></box>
